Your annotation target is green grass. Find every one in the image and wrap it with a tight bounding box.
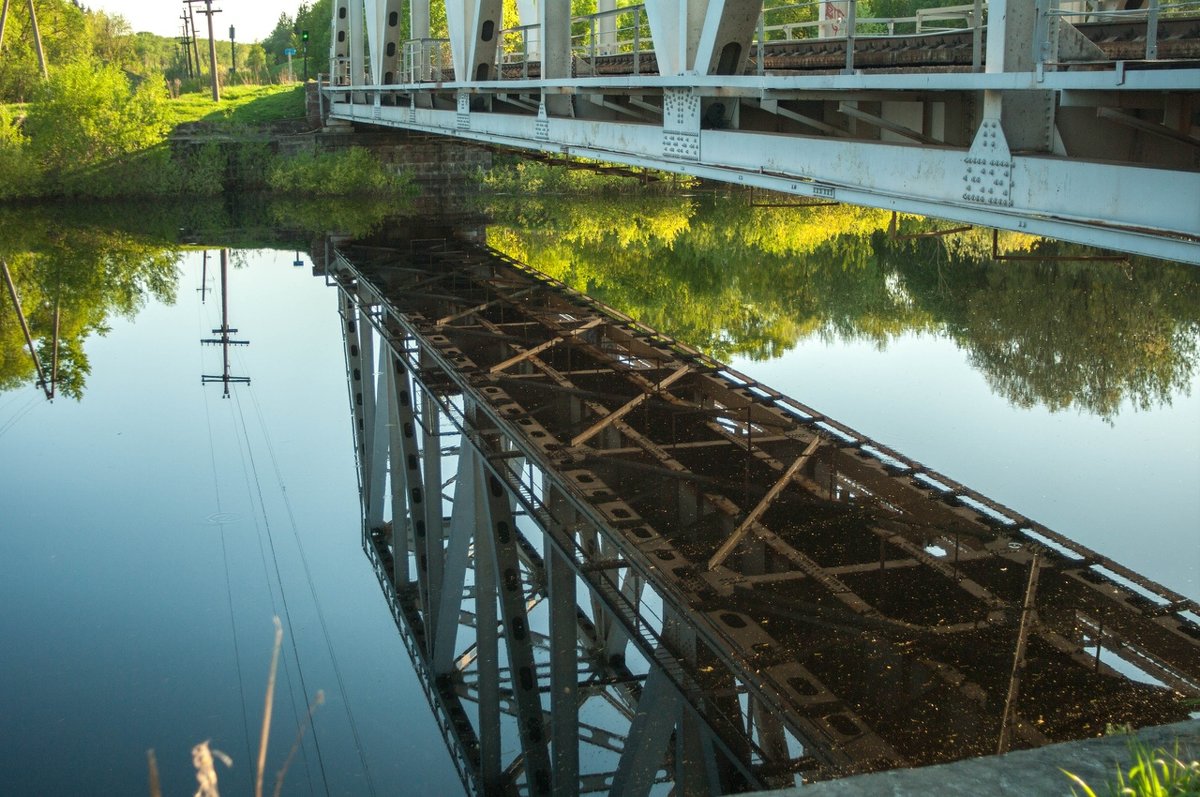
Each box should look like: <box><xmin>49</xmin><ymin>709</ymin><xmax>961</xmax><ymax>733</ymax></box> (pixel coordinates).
<box><xmin>165</xmin><ymin>84</ymin><xmax>306</xmax><ymax>127</ymax></box>
<box><xmin>1065</xmin><ymin>739</ymin><xmax>1200</xmax><ymax>797</ymax></box>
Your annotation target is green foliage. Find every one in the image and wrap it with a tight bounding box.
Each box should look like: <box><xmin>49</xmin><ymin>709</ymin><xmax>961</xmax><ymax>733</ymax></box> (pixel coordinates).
<box><xmin>266</xmin><ymin>196</ymin><xmax>409</xmax><ymax>237</ymax></box>
<box><xmin>267</xmin><ymin>146</ymin><xmax>415</xmax><ymax>196</ymax></box>
<box><xmin>0</xmin><ymin>0</ymin><xmax>87</xmax><ymax>102</ymax></box>
<box><xmin>483</xmin><ymin>156</ymin><xmax>694</xmax><ymax>195</ymax></box>
<box><xmin>486</xmin><ymin>193</ymin><xmax>1200</xmax><ymax>417</ymax></box>
<box><xmin>22</xmin><ymin>60</ymin><xmax>170</xmax><ymax>194</ymax></box>
<box><xmin>0</xmin><ymin>106</ymin><xmax>40</xmax><ymax>199</ymax></box>
<box><xmin>0</xmin><ymin>208</ymin><xmax>180</xmax><ymax>399</ymax></box>
<box><xmin>263</xmin><ymin>0</ymin><xmax>331</xmax><ymax>78</ymax></box>
<box><xmin>1065</xmin><ymin>738</ymin><xmax>1200</xmax><ymax>797</ymax></box>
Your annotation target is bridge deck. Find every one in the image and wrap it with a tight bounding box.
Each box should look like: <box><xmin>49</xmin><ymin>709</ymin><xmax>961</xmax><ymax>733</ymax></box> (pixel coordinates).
<box><xmin>331</xmin><ymin>233</ymin><xmax>1199</xmax><ymax>792</ymax></box>
<box><xmin>489</xmin><ymin>18</ymin><xmax>1200</xmax><ymax>77</ymax></box>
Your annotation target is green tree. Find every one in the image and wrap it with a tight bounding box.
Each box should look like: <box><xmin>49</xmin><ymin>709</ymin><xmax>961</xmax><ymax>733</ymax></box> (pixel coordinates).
<box><xmin>295</xmin><ymin>0</ymin><xmax>332</xmax><ymax>78</ymax></box>
<box><xmin>262</xmin><ymin>11</ymin><xmax>296</xmax><ymax>64</ymax></box>
<box><xmin>0</xmin><ymin>209</ymin><xmax>180</xmax><ymax>400</ymax></box>
<box><xmin>0</xmin><ymin>0</ymin><xmax>87</xmax><ymax>101</ymax></box>
<box><xmin>23</xmin><ymin>60</ymin><xmax>170</xmax><ymax>193</ymax></box>
<box><xmin>0</xmin><ymin>106</ymin><xmax>40</xmax><ymax>199</ymax></box>
<box><xmin>485</xmin><ymin>193</ymin><xmax>1200</xmax><ymax>415</ymax></box>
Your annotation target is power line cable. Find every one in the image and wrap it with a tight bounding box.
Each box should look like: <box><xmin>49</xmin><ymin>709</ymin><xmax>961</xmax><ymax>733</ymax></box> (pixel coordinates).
<box><xmin>231</xmin><ymin>388</ymin><xmax>330</xmax><ymax>796</ymax></box>
<box><xmin>243</xmin><ymin>378</ymin><xmax>378</xmax><ymax>797</ymax></box>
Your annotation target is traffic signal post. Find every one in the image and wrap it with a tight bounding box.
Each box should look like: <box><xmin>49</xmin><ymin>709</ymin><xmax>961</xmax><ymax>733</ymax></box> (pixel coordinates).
<box><xmin>302</xmin><ymin>29</ymin><xmax>309</xmax><ymax>80</ymax></box>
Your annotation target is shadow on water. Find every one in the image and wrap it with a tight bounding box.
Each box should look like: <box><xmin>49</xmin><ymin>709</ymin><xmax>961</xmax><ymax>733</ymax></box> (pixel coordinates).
<box><xmin>485</xmin><ymin>194</ymin><xmax>1200</xmax><ymax>420</ymax></box>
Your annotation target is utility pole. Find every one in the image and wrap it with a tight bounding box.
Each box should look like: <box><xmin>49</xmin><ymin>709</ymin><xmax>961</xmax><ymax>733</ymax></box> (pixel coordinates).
<box><xmin>197</xmin><ymin>249</ymin><xmax>209</xmax><ymax>303</ymax></box>
<box><xmin>202</xmin><ymin>0</ymin><xmax>220</xmax><ymax>101</ymax></box>
<box><xmin>201</xmin><ymin>250</ymin><xmax>249</xmax><ymax>397</ymax></box>
<box><xmin>179</xmin><ymin>13</ymin><xmax>195</xmax><ymax>78</ymax></box>
<box><xmin>1</xmin><ymin>258</ymin><xmax>51</xmax><ymax>400</ymax></box>
<box><xmin>0</xmin><ymin>0</ymin><xmax>49</xmax><ymax>77</ymax></box>
<box><xmin>185</xmin><ymin>1</ymin><xmax>202</xmax><ymax>90</ymax></box>
<box><xmin>229</xmin><ymin>24</ymin><xmax>236</xmax><ymax>79</ymax></box>
<box><xmin>25</xmin><ymin>0</ymin><xmax>45</xmax><ymax>77</ymax></box>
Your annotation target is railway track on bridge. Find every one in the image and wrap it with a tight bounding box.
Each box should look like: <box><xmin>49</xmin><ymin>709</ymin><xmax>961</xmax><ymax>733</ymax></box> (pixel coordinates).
<box><xmin>330</xmin><ymin>231</ymin><xmax>1200</xmax><ymax>793</ymax></box>
<box><xmin>491</xmin><ymin>17</ymin><xmax>1200</xmax><ymax>77</ymax></box>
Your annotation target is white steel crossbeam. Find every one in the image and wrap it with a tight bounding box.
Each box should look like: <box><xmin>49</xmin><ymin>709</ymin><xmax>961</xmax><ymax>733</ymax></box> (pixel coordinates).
<box><xmin>330</xmin><ymin>99</ymin><xmax>1200</xmax><ymax>263</ymax></box>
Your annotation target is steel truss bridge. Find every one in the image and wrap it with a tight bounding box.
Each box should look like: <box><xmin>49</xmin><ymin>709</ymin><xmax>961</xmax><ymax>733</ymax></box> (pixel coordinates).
<box><xmin>324</xmin><ymin>229</ymin><xmax>1200</xmax><ymax>796</ymax></box>
<box><xmin>324</xmin><ymin>0</ymin><xmax>1200</xmax><ymax>264</ymax></box>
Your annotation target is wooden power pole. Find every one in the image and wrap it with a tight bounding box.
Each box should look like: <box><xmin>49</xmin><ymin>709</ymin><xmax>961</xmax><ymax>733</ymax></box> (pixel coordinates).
<box><xmin>0</xmin><ymin>0</ymin><xmax>49</xmax><ymax>77</ymax></box>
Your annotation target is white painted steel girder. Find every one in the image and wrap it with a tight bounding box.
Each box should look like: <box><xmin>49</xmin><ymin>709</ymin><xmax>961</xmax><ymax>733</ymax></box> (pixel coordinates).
<box><xmin>331</xmin><ymin>100</ymin><xmax>1200</xmax><ymax>264</ymax></box>
<box><xmin>331</xmin><ymin>0</ymin><xmax>351</xmax><ymax>81</ymax></box>
<box><xmin>446</xmin><ymin>0</ymin><xmax>504</xmax><ymax>82</ymax></box>
<box><xmin>642</xmin><ymin>0</ymin><xmax>761</xmax><ymax>76</ymax></box>
<box><xmin>364</xmin><ymin>0</ymin><xmax>404</xmax><ymax>84</ymax></box>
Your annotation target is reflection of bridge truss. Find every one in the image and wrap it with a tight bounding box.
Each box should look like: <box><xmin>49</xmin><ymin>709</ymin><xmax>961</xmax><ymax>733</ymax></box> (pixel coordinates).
<box><xmin>327</xmin><ymin>232</ymin><xmax>1199</xmax><ymax>795</ymax></box>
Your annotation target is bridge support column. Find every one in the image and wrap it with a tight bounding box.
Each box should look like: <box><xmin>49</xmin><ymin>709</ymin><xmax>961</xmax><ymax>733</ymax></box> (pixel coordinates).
<box><xmin>475</xmin><ymin>444</ymin><xmax>554</xmax><ymax>795</ymax></box>
<box><xmin>431</xmin><ymin>403</ymin><xmax>481</xmax><ymax>674</ymax></box>
<box><xmin>348</xmin><ymin>0</ymin><xmax>366</xmax><ymax>86</ymax></box>
<box><xmin>644</xmin><ymin>0</ymin><xmax>761</xmax><ymax>76</ymax></box>
<box><xmin>983</xmin><ymin>0</ymin><xmax>1057</xmax><ymax>153</ymax></box>
<box><xmin>546</xmin><ymin>489</ymin><xmax>580</xmax><ymax>797</ymax></box>
<box><xmin>332</xmin><ymin>0</ymin><xmax>353</xmax><ymax>86</ymax></box>
<box><xmin>364</xmin><ymin>0</ymin><xmax>403</xmax><ymax>84</ymax></box>
<box><xmin>446</xmin><ymin>0</ymin><xmax>504</xmax><ymax>82</ymax></box>
<box><xmin>384</xmin><ymin>347</ymin><xmax>418</xmax><ymax>586</ymax></box>
<box><xmin>420</xmin><ymin>376</ymin><xmax>445</xmax><ymax>637</ymax></box>
<box><xmin>367</xmin><ymin>338</ymin><xmax>390</xmax><ymax>529</ymax></box>
<box><xmin>539</xmin><ymin>0</ymin><xmax>572</xmax><ymax>117</ymax></box>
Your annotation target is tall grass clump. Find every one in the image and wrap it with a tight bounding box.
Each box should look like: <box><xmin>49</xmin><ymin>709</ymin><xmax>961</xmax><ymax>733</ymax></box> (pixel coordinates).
<box><xmin>482</xmin><ymin>156</ymin><xmax>695</xmax><ymax>195</ymax></box>
<box><xmin>267</xmin><ymin>146</ymin><xmax>415</xmax><ymax>196</ymax></box>
<box><xmin>147</xmin><ymin>617</ymin><xmax>323</xmax><ymax>797</ymax></box>
<box><xmin>1065</xmin><ymin>738</ymin><xmax>1200</xmax><ymax>797</ymax></box>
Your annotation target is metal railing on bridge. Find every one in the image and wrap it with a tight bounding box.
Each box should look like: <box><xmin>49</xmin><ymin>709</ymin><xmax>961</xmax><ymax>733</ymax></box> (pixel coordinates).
<box><xmin>378</xmin><ymin>0</ymin><xmax>1199</xmax><ymax>86</ymax></box>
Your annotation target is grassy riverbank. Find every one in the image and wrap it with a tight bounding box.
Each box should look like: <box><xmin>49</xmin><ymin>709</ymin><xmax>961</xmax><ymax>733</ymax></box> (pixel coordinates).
<box><xmin>0</xmin><ymin>70</ymin><xmax>412</xmax><ymax>201</ymax></box>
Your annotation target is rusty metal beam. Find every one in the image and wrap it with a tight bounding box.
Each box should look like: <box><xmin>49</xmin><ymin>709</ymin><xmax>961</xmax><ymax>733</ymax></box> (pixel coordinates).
<box><xmin>571</xmin><ymin>366</ymin><xmax>690</xmax><ymax>447</ymax></box>
<box><xmin>708</xmin><ymin>435</ymin><xmax>823</xmax><ymax>571</ymax></box>
<box><xmin>488</xmin><ymin>317</ymin><xmax>604</xmax><ymax>373</ymax></box>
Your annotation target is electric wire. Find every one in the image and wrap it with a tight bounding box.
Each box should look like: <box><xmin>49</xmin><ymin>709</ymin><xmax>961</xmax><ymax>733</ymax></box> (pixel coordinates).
<box><xmin>0</xmin><ymin>393</ymin><xmax>40</xmax><ymax>439</ymax></box>
<box><xmin>200</xmin><ymin>265</ymin><xmax>317</xmax><ymax>797</ymax></box>
<box><xmin>199</xmin><ymin>325</ymin><xmax>255</xmax><ymax>773</ymax></box>
<box><xmin>231</xmin><ymin>386</ymin><xmax>330</xmax><ymax>797</ymax></box>
<box><xmin>242</xmin><ymin>377</ymin><xmax>379</xmax><ymax>797</ymax></box>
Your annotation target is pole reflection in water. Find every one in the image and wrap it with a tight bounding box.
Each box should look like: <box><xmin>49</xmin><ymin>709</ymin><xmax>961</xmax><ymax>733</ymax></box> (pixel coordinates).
<box><xmin>328</xmin><ymin>229</ymin><xmax>1200</xmax><ymax>795</ymax></box>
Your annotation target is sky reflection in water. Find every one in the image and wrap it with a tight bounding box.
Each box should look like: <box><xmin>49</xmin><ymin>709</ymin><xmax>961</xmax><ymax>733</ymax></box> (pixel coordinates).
<box><xmin>0</xmin><ymin>197</ymin><xmax>1196</xmax><ymax>795</ymax></box>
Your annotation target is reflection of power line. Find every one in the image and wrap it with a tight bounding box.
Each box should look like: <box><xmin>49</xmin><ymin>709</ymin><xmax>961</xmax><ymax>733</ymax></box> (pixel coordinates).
<box><xmin>201</xmin><ymin>249</ymin><xmax>249</xmax><ymax>397</ymax></box>
<box><xmin>1</xmin><ymin>257</ymin><xmax>52</xmax><ymax>401</ymax></box>
<box><xmin>197</xmin><ymin>249</ymin><xmax>210</xmax><ymax>303</ymax></box>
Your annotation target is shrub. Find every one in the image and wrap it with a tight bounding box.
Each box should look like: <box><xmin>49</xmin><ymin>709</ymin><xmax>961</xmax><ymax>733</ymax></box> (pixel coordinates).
<box><xmin>0</xmin><ymin>106</ymin><xmax>41</xmax><ymax>199</ymax></box>
<box><xmin>266</xmin><ymin>146</ymin><xmax>413</xmax><ymax>196</ymax></box>
<box><xmin>23</xmin><ymin>60</ymin><xmax>169</xmax><ymax>194</ymax></box>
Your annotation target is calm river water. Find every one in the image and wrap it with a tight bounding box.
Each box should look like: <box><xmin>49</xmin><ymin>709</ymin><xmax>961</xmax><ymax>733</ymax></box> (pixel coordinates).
<box><xmin>1</xmin><ymin>196</ymin><xmax>1197</xmax><ymax>795</ymax></box>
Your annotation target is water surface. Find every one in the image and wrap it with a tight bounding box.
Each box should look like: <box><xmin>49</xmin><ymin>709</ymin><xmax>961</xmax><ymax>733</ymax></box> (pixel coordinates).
<box><xmin>0</xmin><ymin>196</ymin><xmax>1196</xmax><ymax>795</ymax></box>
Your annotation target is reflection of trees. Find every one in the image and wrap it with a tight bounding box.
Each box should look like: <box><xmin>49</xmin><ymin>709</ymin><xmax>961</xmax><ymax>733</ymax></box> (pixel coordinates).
<box><xmin>882</xmin><ymin>237</ymin><xmax>1200</xmax><ymax>417</ymax></box>
<box><xmin>487</xmin><ymin>196</ymin><xmax>1200</xmax><ymax>418</ymax></box>
<box><xmin>0</xmin><ymin>212</ymin><xmax>180</xmax><ymax>399</ymax></box>
<box><xmin>488</xmin><ymin>196</ymin><xmax>935</xmax><ymax>360</ymax></box>
<box><xmin>0</xmin><ymin>197</ymin><xmax>408</xmax><ymax>399</ymax></box>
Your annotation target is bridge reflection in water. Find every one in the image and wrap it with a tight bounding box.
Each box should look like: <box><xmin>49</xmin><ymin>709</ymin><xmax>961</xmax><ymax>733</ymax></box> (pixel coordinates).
<box><xmin>325</xmin><ymin>228</ymin><xmax>1199</xmax><ymax>795</ymax></box>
